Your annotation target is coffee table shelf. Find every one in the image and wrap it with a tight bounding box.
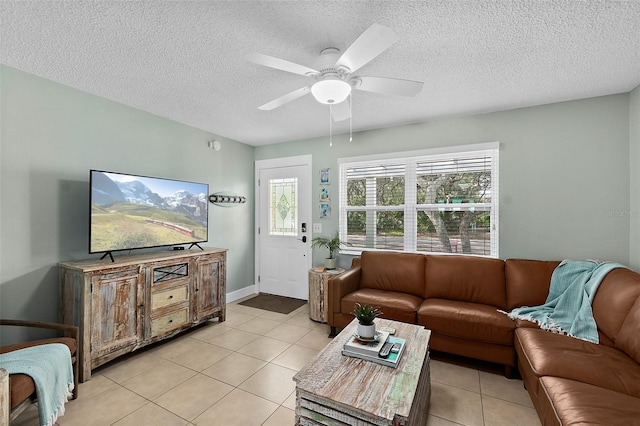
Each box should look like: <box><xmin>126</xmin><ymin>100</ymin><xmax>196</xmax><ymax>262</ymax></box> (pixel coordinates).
<box><xmin>294</xmin><ymin>319</ymin><xmax>431</xmax><ymax>425</ymax></box>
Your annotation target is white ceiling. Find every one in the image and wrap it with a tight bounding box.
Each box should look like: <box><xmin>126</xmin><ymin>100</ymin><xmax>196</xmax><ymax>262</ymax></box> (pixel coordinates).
<box><xmin>2</xmin><ymin>1</ymin><xmax>640</xmax><ymax>146</ymax></box>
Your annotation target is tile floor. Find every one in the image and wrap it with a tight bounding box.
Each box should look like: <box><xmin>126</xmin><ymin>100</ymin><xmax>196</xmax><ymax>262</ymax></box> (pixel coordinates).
<box><xmin>12</xmin><ymin>300</ymin><xmax>540</xmax><ymax>426</ymax></box>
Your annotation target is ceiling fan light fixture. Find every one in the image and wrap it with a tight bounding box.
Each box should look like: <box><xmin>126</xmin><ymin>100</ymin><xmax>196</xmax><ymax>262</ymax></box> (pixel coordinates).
<box><xmin>311</xmin><ymin>78</ymin><xmax>351</xmax><ymax>105</ymax></box>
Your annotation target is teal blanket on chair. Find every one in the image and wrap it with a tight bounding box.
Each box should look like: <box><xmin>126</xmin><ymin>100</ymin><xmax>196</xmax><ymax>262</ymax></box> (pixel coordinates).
<box><xmin>508</xmin><ymin>260</ymin><xmax>624</xmax><ymax>343</ymax></box>
<box><xmin>0</xmin><ymin>343</ymin><xmax>74</xmax><ymax>426</ymax></box>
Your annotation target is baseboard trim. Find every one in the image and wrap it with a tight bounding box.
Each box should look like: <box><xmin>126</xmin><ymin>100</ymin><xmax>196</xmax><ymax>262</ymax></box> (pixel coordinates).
<box><xmin>227</xmin><ymin>285</ymin><xmax>257</xmax><ymax>303</ymax></box>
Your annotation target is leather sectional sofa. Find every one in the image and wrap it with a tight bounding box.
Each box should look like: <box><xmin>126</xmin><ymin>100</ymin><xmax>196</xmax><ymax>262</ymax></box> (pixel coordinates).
<box><xmin>327</xmin><ymin>251</ymin><xmax>640</xmax><ymax>425</ymax></box>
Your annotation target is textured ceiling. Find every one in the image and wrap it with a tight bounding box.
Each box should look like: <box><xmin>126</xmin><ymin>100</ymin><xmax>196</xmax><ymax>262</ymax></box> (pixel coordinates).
<box><xmin>2</xmin><ymin>1</ymin><xmax>640</xmax><ymax>146</ymax></box>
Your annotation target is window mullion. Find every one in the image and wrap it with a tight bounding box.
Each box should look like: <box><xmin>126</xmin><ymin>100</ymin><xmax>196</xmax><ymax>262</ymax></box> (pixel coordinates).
<box><xmin>405</xmin><ymin>161</ymin><xmax>417</xmax><ymax>252</ymax></box>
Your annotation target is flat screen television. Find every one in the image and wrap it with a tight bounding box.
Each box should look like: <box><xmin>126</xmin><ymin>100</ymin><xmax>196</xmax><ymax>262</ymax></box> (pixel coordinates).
<box><xmin>90</xmin><ymin>170</ymin><xmax>209</xmax><ymax>258</ymax></box>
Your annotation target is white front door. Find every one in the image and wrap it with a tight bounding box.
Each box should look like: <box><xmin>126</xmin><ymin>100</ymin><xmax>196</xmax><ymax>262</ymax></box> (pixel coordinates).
<box><xmin>255</xmin><ymin>156</ymin><xmax>312</xmax><ymax>300</ymax></box>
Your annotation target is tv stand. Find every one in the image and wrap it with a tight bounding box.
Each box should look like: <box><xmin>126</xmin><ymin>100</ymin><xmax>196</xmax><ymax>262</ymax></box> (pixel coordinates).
<box><xmin>99</xmin><ymin>251</ymin><xmax>115</xmax><ymax>263</ymax></box>
<box><xmin>59</xmin><ymin>248</ymin><xmax>227</xmax><ymax>382</ymax></box>
<box><xmin>188</xmin><ymin>243</ymin><xmax>204</xmax><ymax>250</ymax></box>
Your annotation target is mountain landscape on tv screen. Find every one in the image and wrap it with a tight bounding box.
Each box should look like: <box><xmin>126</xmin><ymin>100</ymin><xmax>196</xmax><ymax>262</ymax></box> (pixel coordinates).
<box><xmin>91</xmin><ymin>172</ymin><xmax>208</xmax><ymax>252</ymax></box>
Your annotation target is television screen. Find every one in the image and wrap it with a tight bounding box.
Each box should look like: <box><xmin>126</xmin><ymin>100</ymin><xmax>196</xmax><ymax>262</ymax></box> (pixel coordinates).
<box><xmin>90</xmin><ymin>170</ymin><xmax>209</xmax><ymax>254</ymax></box>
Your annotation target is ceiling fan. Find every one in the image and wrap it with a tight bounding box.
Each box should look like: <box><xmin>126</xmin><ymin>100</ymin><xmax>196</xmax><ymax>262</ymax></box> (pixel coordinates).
<box><xmin>247</xmin><ymin>23</ymin><xmax>424</xmax><ymax>121</ymax></box>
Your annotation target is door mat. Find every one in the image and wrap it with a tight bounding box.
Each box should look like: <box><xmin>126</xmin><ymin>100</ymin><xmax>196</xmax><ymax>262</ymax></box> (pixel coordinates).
<box><xmin>238</xmin><ymin>293</ymin><xmax>307</xmax><ymax>315</ymax></box>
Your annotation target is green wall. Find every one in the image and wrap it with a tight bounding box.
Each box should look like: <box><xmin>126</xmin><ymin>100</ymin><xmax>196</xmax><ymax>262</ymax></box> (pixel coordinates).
<box><xmin>1</xmin><ymin>64</ymin><xmax>636</xmax><ymax>344</ymax></box>
<box><xmin>630</xmin><ymin>84</ymin><xmax>640</xmax><ymax>271</ymax></box>
<box><xmin>0</xmin><ymin>66</ymin><xmax>255</xmax><ymax>339</ymax></box>
<box><xmin>256</xmin><ymin>94</ymin><xmax>632</xmax><ymax>269</ymax></box>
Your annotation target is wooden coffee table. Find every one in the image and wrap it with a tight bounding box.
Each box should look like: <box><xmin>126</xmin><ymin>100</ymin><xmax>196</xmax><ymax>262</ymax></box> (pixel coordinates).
<box><xmin>293</xmin><ymin>318</ymin><xmax>431</xmax><ymax>425</ymax></box>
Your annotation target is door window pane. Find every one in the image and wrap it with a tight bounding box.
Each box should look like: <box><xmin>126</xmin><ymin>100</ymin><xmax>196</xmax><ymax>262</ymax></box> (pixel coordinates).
<box><xmin>269</xmin><ymin>178</ymin><xmax>297</xmax><ymax>236</ymax></box>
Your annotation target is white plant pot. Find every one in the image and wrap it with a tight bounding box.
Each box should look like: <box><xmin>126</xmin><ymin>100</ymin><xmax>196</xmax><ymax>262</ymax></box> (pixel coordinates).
<box><xmin>324</xmin><ymin>258</ymin><xmax>337</xmax><ymax>270</ymax></box>
<box><xmin>357</xmin><ymin>323</ymin><xmax>376</xmax><ymax>339</ymax></box>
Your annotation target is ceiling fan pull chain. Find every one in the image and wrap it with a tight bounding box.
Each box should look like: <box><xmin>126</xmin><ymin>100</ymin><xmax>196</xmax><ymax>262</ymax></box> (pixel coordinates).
<box><xmin>349</xmin><ymin>93</ymin><xmax>353</xmax><ymax>142</ymax></box>
<box><xmin>329</xmin><ymin>104</ymin><xmax>333</xmax><ymax>147</ymax></box>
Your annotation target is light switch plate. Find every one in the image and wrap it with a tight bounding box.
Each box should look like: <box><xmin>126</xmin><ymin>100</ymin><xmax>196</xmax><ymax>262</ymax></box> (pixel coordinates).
<box><xmin>313</xmin><ymin>223</ymin><xmax>322</xmax><ymax>233</ymax></box>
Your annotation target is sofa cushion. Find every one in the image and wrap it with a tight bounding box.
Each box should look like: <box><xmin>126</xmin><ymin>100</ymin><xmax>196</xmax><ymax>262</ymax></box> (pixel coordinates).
<box><xmin>424</xmin><ymin>255</ymin><xmax>506</xmax><ymax>309</ymax></box>
<box><xmin>341</xmin><ymin>288</ymin><xmax>422</xmax><ymax>324</ymax></box>
<box><xmin>592</xmin><ymin>267</ymin><xmax>640</xmax><ymax>346</ymax></box>
<box><xmin>515</xmin><ymin>328</ymin><xmax>640</xmax><ymax>398</ymax></box>
<box><xmin>417</xmin><ymin>298</ymin><xmax>515</xmax><ymax>345</ymax></box>
<box><xmin>539</xmin><ymin>376</ymin><xmax>640</xmax><ymax>426</ymax></box>
<box><xmin>505</xmin><ymin>259</ymin><xmax>559</xmax><ymax>311</ymax></box>
<box><xmin>615</xmin><ymin>294</ymin><xmax>640</xmax><ymax>364</ymax></box>
<box><xmin>360</xmin><ymin>251</ymin><xmax>426</xmax><ymax>299</ymax></box>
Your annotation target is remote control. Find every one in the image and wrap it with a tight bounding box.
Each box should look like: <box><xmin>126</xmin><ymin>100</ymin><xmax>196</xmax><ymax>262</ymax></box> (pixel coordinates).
<box><xmin>379</xmin><ymin>342</ymin><xmax>394</xmax><ymax>358</ymax></box>
<box><xmin>390</xmin><ymin>343</ymin><xmax>401</xmax><ymax>353</ymax></box>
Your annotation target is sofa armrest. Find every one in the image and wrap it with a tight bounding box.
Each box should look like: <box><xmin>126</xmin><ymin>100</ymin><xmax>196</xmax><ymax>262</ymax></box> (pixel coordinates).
<box><xmin>327</xmin><ymin>267</ymin><xmax>362</xmax><ymax>318</ymax></box>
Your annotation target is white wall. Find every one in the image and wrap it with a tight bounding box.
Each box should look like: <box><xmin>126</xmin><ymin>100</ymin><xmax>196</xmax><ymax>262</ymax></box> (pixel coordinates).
<box><xmin>256</xmin><ymin>94</ymin><xmax>631</xmax><ymax>268</ymax></box>
<box><xmin>0</xmin><ymin>66</ymin><xmax>255</xmax><ymax>341</ymax></box>
<box><xmin>630</xmin><ymin>84</ymin><xmax>640</xmax><ymax>271</ymax></box>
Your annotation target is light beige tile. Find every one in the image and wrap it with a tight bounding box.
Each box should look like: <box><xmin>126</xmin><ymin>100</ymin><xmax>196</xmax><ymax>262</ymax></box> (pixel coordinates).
<box><xmin>257</xmin><ymin>310</ymin><xmax>291</xmax><ymax>322</ymax></box>
<box><xmin>282</xmin><ymin>390</ymin><xmax>297</xmax><ymax>411</ymax></box>
<box><xmin>227</xmin><ymin>304</ymin><xmax>265</xmax><ymax>317</ymax></box>
<box><xmin>235</xmin><ymin>316</ymin><xmax>282</xmax><ymax>334</ymax></box>
<box><xmin>284</xmin><ymin>311</ymin><xmax>320</xmax><ymax>329</ymax></box>
<box><xmin>482</xmin><ymin>395</ymin><xmax>541</xmax><ymax>426</ymax></box>
<box><xmin>238</xmin><ymin>363</ymin><xmax>297</xmax><ymax>404</ymax></box>
<box><xmin>265</xmin><ymin>323</ymin><xmax>312</xmax><ymax>343</ymax></box>
<box><xmin>429</xmin><ymin>381</ymin><xmax>484</xmax><ymax>426</ymax></box>
<box><xmin>222</xmin><ymin>312</ymin><xmax>256</xmax><ymax>328</ymax></box>
<box><xmin>112</xmin><ymin>402</ymin><xmax>189</xmax><ymax>426</ymax></box>
<box><xmin>236</xmin><ymin>336</ymin><xmax>291</xmax><ymax>361</ymax></box>
<box><xmin>148</xmin><ymin>334</ymin><xmax>201</xmax><ymax>360</ymax></box>
<box><xmin>154</xmin><ymin>374</ymin><xmax>234</xmax><ymax>421</ymax></box>
<box><xmin>294</xmin><ymin>327</ymin><xmax>333</xmax><ymax>350</ymax></box>
<box><xmin>121</xmin><ymin>361</ymin><xmax>196</xmax><ymax>400</ymax></box>
<box><xmin>187</xmin><ymin>323</ymin><xmax>233</xmax><ymax>343</ymax></box>
<box><xmin>97</xmin><ymin>349</ymin><xmax>167</xmax><ymax>384</ymax></box>
<box><xmin>271</xmin><ymin>344</ymin><xmax>319</xmax><ymax>371</ymax></box>
<box><xmin>426</xmin><ymin>414</ymin><xmax>463</xmax><ymax>426</ymax></box>
<box><xmin>262</xmin><ymin>406</ymin><xmax>295</xmax><ymax>426</ymax></box>
<box><xmin>165</xmin><ymin>340</ymin><xmax>232</xmax><ymax>371</ymax></box>
<box><xmin>74</xmin><ymin>372</ymin><xmax>118</xmax><ymax>400</ymax></box>
<box><xmin>192</xmin><ymin>388</ymin><xmax>278</xmax><ymax>426</ymax></box>
<box><xmin>431</xmin><ymin>359</ymin><xmax>481</xmax><ymax>393</ymax></box>
<box><xmin>201</xmin><ymin>352</ymin><xmax>267</xmax><ymax>386</ymax></box>
<box><xmin>479</xmin><ymin>371</ymin><xmax>533</xmax><ymax>408</ymax></box>
<box><xmin>205</xmin><ymin>328</ymin><xmax>259</xmax><ymax>350</ymax></box>
<box><xmin>57</xmin><ymin>384</ymin><xmax>147</xmax><ymax>426</ymax></box>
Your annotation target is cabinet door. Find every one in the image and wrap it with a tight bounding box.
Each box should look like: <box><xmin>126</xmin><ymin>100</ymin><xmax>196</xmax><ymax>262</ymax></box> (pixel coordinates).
<box><xmin>194</xmin><ymin>254</ymin><xmax>225</xmax><ymax>320</ymax></box>
<box><xmin>91</xmin><ymin>268</ymin><xmax>143</xmax><ymax>360</ymax></box>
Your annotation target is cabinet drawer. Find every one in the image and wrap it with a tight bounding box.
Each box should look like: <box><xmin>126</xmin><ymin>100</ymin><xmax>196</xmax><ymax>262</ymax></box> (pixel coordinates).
<box><xmin>151</xmin><ymin>286</ymin><xmax>187</xmax><ymax>310</ymax></box>
<box><xmin>151</xmin><ymin>308</ymin><xmax>188</xmax><ymax>336</ymax></box>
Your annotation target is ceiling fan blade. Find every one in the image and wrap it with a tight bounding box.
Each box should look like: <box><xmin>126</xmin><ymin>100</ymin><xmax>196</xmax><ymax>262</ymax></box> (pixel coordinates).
<box><xmin>258</xmin><ymin>86</ymin><xmax>311</xmax><ymax>110</ymax></box>
<box><xmin>336</xmin><ymin>23</ymin><xmax>399</xmax><ymax>73</ymax></box>
<box><xmin>246</xmin><ymin>53</ymin><xmax>319</xmax><ymax>77</ymax></box>
<box><xmin>354</xmin><ymin>76</ymin><xmax>424</xmax><ymax>97</ymax></box>
<box><xmin>331</xmin><ymin>99</ymin><xmax>351</xmax><ymax>122</ymax></box>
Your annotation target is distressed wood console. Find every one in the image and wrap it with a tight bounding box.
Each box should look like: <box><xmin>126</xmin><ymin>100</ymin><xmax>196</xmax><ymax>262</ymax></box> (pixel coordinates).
<box><xmin>59</xmin><ymin>248</ymin><xmax>226</xmax><ymax>382</ymax></box>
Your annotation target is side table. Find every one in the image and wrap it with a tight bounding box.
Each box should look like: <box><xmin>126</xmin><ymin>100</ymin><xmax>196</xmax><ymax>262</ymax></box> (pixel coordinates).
<box><xmin>308</xmin><ymin>267</ymin><xmax>345</xmax><ymax>323</ymax></box>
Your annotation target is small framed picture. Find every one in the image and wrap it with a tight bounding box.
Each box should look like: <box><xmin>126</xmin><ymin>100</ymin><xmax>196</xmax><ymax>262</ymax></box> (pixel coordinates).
<box><xmin>319</xmin><ymin>185</ymin><xmax>330</xmax><ymax>201</ymax></box>
<box><xmin>320</xmin><ymin>202</ymin><xmax>331</xmax><ymax>218</ymax></box>
<box><xmin>320</xmin><ymin>168</ymin><xmax>330</xmax><ymax>184</ymax></box>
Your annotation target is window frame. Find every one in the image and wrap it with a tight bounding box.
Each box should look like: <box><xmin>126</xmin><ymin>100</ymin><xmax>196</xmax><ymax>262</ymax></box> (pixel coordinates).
<box><xmin>338</xmin><ymin>142</ymin><xmax>499</xmax><ymax>258</ymax></box>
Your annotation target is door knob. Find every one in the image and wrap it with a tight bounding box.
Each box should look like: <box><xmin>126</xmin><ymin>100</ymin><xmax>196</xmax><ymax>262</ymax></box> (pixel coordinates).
<box><xmin>299</xmin><ymin>236</ymin><xmax>307</xmax><ymax>243</ymax></box>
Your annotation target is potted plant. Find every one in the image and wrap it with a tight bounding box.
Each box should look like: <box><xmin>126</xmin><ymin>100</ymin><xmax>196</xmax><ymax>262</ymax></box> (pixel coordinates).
<box><xmin>353</xmin><ymin>303</ymin><xmax>383</xmax><ymax>339</ymax></box>
<box><xmin>311</xmin><ymin>231</ymin><xmax>346</xmax><ymax>270</ymax></box>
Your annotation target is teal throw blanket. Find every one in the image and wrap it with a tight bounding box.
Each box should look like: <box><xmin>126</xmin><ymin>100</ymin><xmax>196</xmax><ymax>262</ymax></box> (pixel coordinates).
<box><xmin>508</xmin><ymin>260</ymin><xmax>624</xmax><ymax>343</ymax></box>
<box><xmin>0</xmin><ymin>343</ymin><xmax>74</xmax><ymax>426</ymax></box>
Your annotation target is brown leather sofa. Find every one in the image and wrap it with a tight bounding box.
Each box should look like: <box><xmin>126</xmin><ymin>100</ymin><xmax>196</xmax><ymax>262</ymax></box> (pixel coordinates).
<box><xmin>327</xmin><ymin>251</ymin><xmax>640</xmax><ymax>425</ymax></box>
